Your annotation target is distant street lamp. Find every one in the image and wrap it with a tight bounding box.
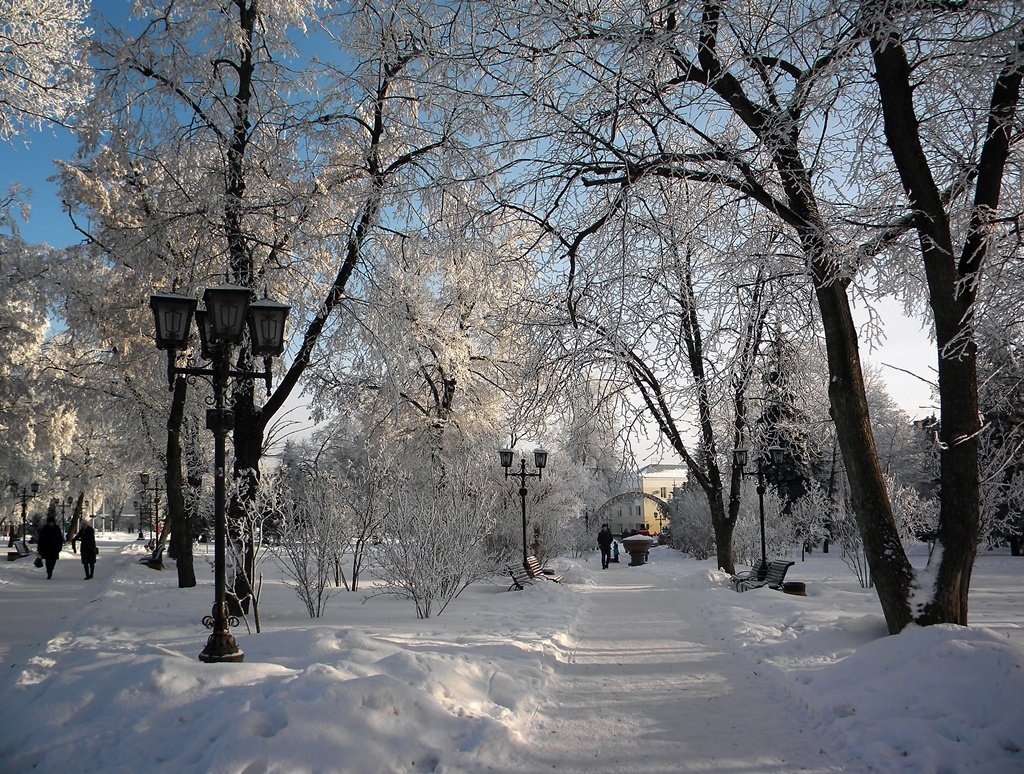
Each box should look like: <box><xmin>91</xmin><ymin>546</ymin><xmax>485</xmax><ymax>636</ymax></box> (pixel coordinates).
<box><xmin>149</xmin><ymin>284</ymin><xmax>290</xmax><ymax>664</ymax></box>
<box><xmin>498</xmin><ymin>448</ymin><xmax>548</xmax><ymax>567</ymax></box>
<box><xmin>733</xmin><ymin>445</ymin><xmax>784</xmax><ymax>579</ymax></box>
<box><xmin>8</xmin><ymin>480</ymin><xmax>40</xmax><ymax>555</ymax></box>
<box><xmin>59</xmin><ymin>496</ymin><xmax>73</xmax><ymax>537</ymax></box>
<box><xmin>139</xmin><ymin>472</ymin><xmax>163</xmax><ymax>546</ymax></box>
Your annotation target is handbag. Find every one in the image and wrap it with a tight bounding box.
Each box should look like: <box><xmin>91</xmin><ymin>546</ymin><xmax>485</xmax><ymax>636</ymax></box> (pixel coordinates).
<box><xmin>34</xmin><ymin>556</ymin><xmax>43</xmax><ymax>568</ymax></box>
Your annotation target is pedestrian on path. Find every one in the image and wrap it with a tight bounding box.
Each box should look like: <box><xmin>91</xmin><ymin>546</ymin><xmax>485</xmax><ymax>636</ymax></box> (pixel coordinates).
<box><xmin>71</xmin><ymin>518</ymin><xmax>98</xmax><ymax>580</ymax></box>
<box><xmin>597</xmin><ymin>524</ymin><xmax>614</xmax><ymax>569</ymax></box>
<box><xmin>36</xmin><ymin>514</ymin><xmax>64</xmax><ymax>580</ymax></box>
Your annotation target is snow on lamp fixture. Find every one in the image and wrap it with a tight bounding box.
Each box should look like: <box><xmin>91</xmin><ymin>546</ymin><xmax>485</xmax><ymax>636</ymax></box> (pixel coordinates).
<box><xmin>203</xmin><ymin>284</ymin><xmax>251</xmax><ymax>344</ymax></box>
<box><xmin>247</xmin><ymin>298</ymin><xmax>291</xmax><ymax>357</ymax></box>
<box><xmin>149</xmin><ymin>292</ymin><xmax>197</xmax><ymax>350</ymax></box>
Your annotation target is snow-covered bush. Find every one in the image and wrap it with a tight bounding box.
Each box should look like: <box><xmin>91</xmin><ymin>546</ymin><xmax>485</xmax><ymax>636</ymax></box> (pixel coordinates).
<box><xmin>833</xmin><ymin>496</ymin><xmax>871</xmax><ymax>589</ymax></box>
<box><xmin>664</xmin><ymin>487</ymin><xmax>715</xmax><ymax>560</ymax></box>
<box><xmin>888</xmin><ymin>475</ymin><xmax>938</xmax><ymax>548</ymax></box>
<box><xmin>787</xmin><ymin>485</ymin><xmax>833</xmax><ymax>550</ymax></box>
<box><xmin>274</xmin><ymin>472</ymin><xmax>352</xmax><ymax>619</ymax></box>
<box><xmin>371</xmin><ymin>458</ymin><xmax>501</xmax><ymax>619</ymax></box>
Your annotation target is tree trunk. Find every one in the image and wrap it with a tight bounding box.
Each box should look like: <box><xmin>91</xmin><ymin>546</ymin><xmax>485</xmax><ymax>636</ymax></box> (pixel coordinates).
<box><xmin>814</xmin><ymin>282</ymin><xmax>914</xmax><ymax>632</ymax></box>
<box><xmin>867</xmin><ymin>28</ymin><xmax>1024</xmax><ymax>626</ymax></box>
<box><xmin>166</xmin><ymin>377</ymin><xmax>196</xmax><ymax>588</ymax></box>
<box><xmin>760</xmin><ymin>106</ymin><xmax>915</xmax><ymax>633</ymax></box>
<box><xmin>709</xmin><ymin>495</ymin><xmax>736</xmax><ymax>574</ymax></box>
<box><xmin>918</xmin><ymin>351</ymin><xmax>979</xmax><ymax>625</ymax></box>
<box><xmin>67</xmin><ymin>493</ymin><xmax>84</xmax><ymax>543</ymax></box>
<box><xmin>230</xmin><ymin>381</ymin><xmax>262</xmax><ymax>613</ymax></box>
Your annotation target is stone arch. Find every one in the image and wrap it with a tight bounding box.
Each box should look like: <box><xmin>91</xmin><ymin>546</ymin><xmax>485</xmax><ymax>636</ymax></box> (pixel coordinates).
<box><xmin>593</xmin><ymin>491</ymin><xmax>668</xmax><ymax>527</ymax></box>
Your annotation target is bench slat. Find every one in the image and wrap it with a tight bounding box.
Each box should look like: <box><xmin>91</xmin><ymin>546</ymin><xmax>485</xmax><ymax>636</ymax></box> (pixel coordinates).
<box><xmin>526</xmin><ymin>556</ymin><xmax>562</xmax><ymax>583</ymax></box>
<box><xmin>731</xmin><ymin>560</ymin><xmax>794</xmax><ymax>592</ymax></box>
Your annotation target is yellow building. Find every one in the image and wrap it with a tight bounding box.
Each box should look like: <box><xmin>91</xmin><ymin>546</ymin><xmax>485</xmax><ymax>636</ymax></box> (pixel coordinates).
<box><xmin>639</xmin><ymin>464</ymin><xmax>688</xmax><ymax>535</ymax></box>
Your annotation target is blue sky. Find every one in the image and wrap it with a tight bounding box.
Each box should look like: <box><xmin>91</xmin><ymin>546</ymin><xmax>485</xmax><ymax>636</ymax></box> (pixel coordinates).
<box><xmin>1</xmin><ymin>0</ymin><xmax>131</xmax><ymax>248</ymax></box>
<box><xmin>2</xmin><ymin>124</ymin><xmax>77</xmax><ymax>247</ymax></box>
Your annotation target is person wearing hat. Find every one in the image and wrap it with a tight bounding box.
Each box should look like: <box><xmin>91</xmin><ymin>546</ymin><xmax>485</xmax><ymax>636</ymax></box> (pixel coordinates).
<box><xmin>597</xmin><ymin>523</ymin><xmax>614</xmax><ymax>569</ymax></box>
<box><xmin>36</xmin><ymin>514</ymin><xmax>64</xmax><ymax>580</ymax></box>
<box><xmin>71</xmin><ymin>517</ymin><xmax>98</xmax><ymax>580</ymax></box>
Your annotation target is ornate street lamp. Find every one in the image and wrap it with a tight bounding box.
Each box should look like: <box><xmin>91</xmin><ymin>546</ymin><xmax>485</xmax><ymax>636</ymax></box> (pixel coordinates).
<box><xmin>733</xmin><ymin>445</ymin><xmax>784</xmax><ymax>579</ymax></box>
<box><xmin>8</xmin><ymin>480</ymin><xmax>40</xmax><ymax>555</ymax></box>
<box><xmin>59</xmin><ymin>496</ymin><xmax>73</xmax><ymax>537</ymax></box>
<box><xmin>149</xmin><ymin>284</ymin><xmax>289</xmax><ymax>664</ymax></box>
<box><xmin>498</xmin><ymin>448</ymin><xmax>548</xmax><ymax>568</ymax></box>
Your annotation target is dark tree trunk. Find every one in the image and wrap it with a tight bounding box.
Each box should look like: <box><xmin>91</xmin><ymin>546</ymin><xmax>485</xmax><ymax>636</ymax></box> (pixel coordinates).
<box><xmin>765</xmin><ymin>136</ymin><xmax>914</xmax><ymax>632</ymax></box>
<box><xmin>166</xmin><ymin>377</ymin><xmax>196</xmax><ymax>588</ymax></box>
<box><xmin>814</xmin><ymin>282</ymin><xmax>914</xmax><ymax>631</ymax></box>
<box><xmin>870</xmin><ymin>29</ymin><xmax>1022</xmax><ymax>626</ymax></box>
<box><xmin>709</xmin><ymin>496</ymin><xmax>736</xmax><ymax>574</ymax></box>
<box><xmin>231</xmin><ymin>380</ymin><xmax>262</xmax><ymax>613</ymax></box>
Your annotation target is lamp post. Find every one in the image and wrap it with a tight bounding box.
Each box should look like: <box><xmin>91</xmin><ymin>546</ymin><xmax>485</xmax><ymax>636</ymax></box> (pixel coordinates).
<box><xmin>149</xmin><ymin>284</ymin><xmax>290</xmax><ymax>664</ymax></box>
<box><xmin>59</xmin><ymin>496</ymin><xmax>73</xmax><ymax>538</ymax></box>
<box><xmin>733</xmin><ymin>446</ymin><xmax>783</xmax><ymax>580</ymax></box>
<box><xmin>8</xmin><ymin>481</ymin><xmax>39</xmax><ymax>555</ymax></box>
<box><xmin>133</xmin><ymin>500</ymin><xmax>145</xmax><ymax>538</ymax></box>
<box><xmin>498</xmin><ymin>448</ymin><xmax>548</xmax><ymax>568</ymax></box>
<box><xmin>139</xmin><ymin>473</ymin><xmax>162</xmax><ymax>546</ymax></box>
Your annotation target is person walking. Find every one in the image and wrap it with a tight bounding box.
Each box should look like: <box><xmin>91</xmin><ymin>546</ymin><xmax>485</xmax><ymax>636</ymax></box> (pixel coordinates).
<box><xmin>36</xmin><ymin>514</ymin><xmax>64</xmax><ymax>580</ymax></box>
<box><xmin>71</xmin><ymin>517</ymin><xmax>98</xmax><ymax>580</ymax></box>
<box><xmin>597</xmin><ymin>524</ymin><xmax>614</xmax><ymax>569</ymax></box>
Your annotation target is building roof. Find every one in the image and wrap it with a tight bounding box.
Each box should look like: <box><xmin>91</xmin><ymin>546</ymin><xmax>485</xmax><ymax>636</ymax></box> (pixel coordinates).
<box><xmin>638</xmin><ymin>464</ymin><xmax>688</xmax><ymax>479</ymax></box>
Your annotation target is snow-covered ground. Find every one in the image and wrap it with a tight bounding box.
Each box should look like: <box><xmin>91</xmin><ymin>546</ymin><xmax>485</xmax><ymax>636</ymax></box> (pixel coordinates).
<box><xmin>0</xmin><ymin>536</ymin><xmax>1021</xmax><ymax>773</ymax></box>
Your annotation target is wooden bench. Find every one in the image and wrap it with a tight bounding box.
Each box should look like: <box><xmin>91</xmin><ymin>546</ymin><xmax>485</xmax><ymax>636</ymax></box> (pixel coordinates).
<box><xmin>139</xmin><ymin>544</ymin><xmax>165</xmax><ymax>570</ymax></box>
<box><xmin>506</xmin><ymin>563</ymin><xmax>533</xmax><ymax>591</ymax></box>
<box><xmin>525</xmin><ymin>555</ymin><xmax>562</xmax><ymax>584</ymax></box>
<box><xmin>731</xmin><ymin>559</ymin><xmax>794</xmax><ymax>592</ymax></box>
<box><xmin>506</xmin><ymin>556</ymin><xmax>563</xmax><ymax>590</ymax></box>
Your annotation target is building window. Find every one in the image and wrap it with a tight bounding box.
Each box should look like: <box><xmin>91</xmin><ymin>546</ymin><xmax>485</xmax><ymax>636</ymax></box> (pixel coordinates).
<box><xmin>660</xmin><ymin>487</ymin><xmax>666</xmax><ymax>498</ymax></box>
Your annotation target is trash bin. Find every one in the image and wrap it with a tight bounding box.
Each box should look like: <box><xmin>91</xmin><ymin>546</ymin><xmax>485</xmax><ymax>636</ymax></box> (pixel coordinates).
<box><xmin>621</xmin><ymin>534</ymin><xmax>655</xmax><ymax>566</ymax></box>
<box><xmin>782</xmin><ymin>581</ymin><xmax>806</xmax><ymax>596</ymax></box>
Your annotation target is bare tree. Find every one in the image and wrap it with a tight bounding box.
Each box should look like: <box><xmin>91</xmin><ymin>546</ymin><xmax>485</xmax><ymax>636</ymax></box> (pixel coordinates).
<box><xmin>273</xmin><ymin>472</ymin><xmax>349</xmax><ymax>619</ymax></box>
<box><xmin>370</xmin><ymin>458</ymin><xmax>501</xmax><ymax>619</ymax></box>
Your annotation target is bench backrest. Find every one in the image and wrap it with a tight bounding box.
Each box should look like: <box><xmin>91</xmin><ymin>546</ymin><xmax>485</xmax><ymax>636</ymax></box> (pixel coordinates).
<box><xmin>764</xmin><ymin>561</ymin><xmax>794</xmax><ymax>583</ymax></box>
<box><xmin>525</xmin><ymin>556</ymin><xmax>544</xmax><ymax>576</ymax></box>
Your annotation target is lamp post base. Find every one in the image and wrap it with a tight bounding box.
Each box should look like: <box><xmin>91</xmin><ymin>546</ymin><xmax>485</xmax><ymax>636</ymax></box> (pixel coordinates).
<box><xmin>199</xmin><ymin>602</ymin><xmax>244</xmax><ymax>663</ymax></box>
<box><xmin>199</xmin><ymin>630</ymin><xmax>244</xmax><ymax>663</ymax></box>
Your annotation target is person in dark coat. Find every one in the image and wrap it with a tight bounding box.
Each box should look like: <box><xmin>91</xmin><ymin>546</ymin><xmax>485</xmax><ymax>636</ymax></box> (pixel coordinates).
<box><xmin>71</xmin><ymin>518</ymin><xmax>98</xmax><ymax>580</ymax></box>
<box><xmin>36</xmin><ymin>514</ymin><xmax>64</xmax><ymax>580</ymax></box>
<box><xmin>597</xmin><ymin>524</ymin><xmax>614</xmax><ymax>569</ymax></box>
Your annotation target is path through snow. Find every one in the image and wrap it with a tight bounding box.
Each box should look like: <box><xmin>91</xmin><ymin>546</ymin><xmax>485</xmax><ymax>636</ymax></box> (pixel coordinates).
<box><xmin>493</xmin><ymin>564</ymin><xmax>845</xmax><ymax>772</ymax></box>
